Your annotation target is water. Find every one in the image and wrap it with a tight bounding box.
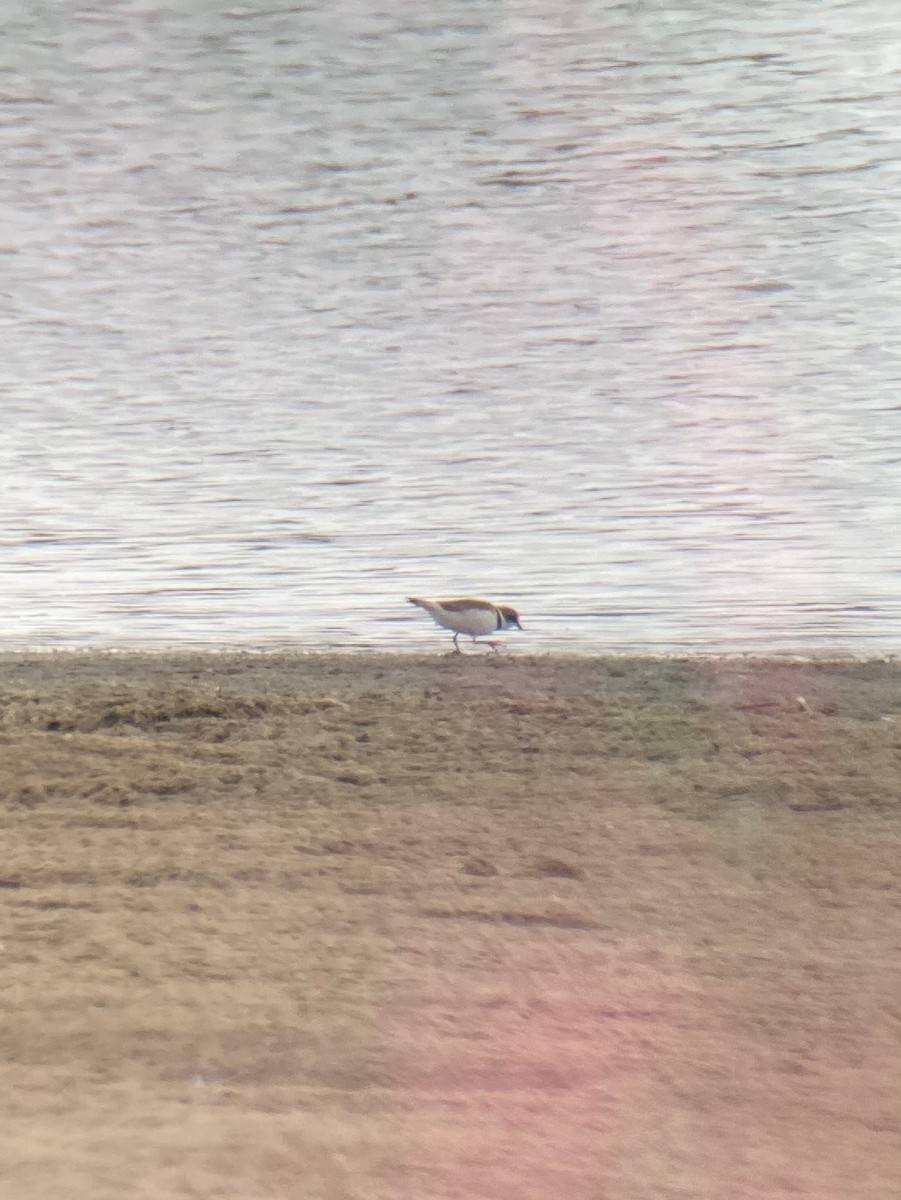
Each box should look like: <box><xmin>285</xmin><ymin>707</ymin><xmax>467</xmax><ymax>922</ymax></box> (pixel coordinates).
<box><xmin>3</xmin><ymin>0</ymin><xmax>901</xmax><ymax>654</ymax></box>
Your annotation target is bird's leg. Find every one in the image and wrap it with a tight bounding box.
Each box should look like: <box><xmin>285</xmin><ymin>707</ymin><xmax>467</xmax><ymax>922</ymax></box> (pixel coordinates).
<box><xmin>452</xmin><ymin>632</ymin><xmax>462</xmax><ymax>653</ymax></box>
<box><xmin>475</xmin><ymin>638</ymin><xmax>502</xmax><ymax>653</ymax></box>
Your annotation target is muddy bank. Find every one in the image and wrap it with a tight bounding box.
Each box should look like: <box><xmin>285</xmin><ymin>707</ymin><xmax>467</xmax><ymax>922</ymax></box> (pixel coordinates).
<box><xmin>1</xmin><ymin>652</ymin><xmax>900</xmax><ymax>1199</ymax></box>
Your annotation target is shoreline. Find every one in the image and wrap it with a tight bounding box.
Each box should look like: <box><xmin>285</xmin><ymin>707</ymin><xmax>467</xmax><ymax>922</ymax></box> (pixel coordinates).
<box><xmin>2</xmin><ymin>650</ymin><xmax>899</xmax><ymax>1198</ymax></box>
<box><xmin>2</xmin><ymin>644</ymin><xmax>898</xmax><ymax>663</ymax></box>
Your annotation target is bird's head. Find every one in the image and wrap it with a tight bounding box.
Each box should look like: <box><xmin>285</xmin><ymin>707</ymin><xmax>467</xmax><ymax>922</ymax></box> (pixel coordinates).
<box><xmin>497</xmin><ymin>605</ymin><xmax>523</xmax><ymax>631</ymax></box>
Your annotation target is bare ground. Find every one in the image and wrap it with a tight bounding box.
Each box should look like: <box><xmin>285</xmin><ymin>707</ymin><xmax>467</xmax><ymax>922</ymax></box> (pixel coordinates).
<box><xmin>1</xmin><ymin>651</ymin><xmax>899</xmax><ymax>1199</ymax></box>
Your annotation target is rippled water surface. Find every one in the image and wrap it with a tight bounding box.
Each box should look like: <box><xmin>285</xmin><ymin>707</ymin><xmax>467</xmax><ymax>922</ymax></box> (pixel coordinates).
<box><xmin>3</xmin><ymin>0</ymin><xmax>901</xmax><ymax>653</ymax></box>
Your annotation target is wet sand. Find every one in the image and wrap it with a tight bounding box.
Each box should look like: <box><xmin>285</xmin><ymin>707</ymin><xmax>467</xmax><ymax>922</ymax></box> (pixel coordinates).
<box><xmin>2</xmin><ymin>650</ymin><xmax>900</xmax><ymax>1199</ymax></box>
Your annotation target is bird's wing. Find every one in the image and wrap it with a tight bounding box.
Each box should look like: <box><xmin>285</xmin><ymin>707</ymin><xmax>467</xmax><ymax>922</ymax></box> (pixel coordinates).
<box><xmin>434</xmin><ymin>597</ymin><xmax>497</xmax><ymax>613</ymax></box>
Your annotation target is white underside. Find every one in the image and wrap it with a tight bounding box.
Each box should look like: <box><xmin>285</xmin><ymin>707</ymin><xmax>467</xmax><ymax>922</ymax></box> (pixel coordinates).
<box><xmin>418</xmin><ymin>602</ymin><xmax>499</xmax><ymax>637</ymax></box>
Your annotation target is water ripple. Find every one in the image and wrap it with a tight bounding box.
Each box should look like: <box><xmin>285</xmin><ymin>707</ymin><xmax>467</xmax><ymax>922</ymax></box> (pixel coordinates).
<box><xmin>1</xmin><ymin>0</ymin><xmax>900</xmax><ymax>653</ymax></box>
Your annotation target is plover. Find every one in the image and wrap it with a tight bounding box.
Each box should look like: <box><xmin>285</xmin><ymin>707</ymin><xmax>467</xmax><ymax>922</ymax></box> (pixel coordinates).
<box><xmin>407</xmin><ymin>595</ymin><xmax>523</xmax><ymax>652</ymax></box>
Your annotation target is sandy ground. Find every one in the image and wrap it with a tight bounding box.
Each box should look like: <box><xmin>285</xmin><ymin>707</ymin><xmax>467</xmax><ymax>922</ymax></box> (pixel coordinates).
<box><xmin>1</xmin><ymin>650</ymin><xmax>900</xmax><ymax>1200</ymax></box>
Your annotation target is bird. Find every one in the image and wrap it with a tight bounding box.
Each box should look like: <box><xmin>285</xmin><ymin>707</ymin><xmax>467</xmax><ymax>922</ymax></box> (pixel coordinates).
<box><xmin>406</xmin><ymin>595</ymin><xmax>523</xmax><ymax>652</ymax></box>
